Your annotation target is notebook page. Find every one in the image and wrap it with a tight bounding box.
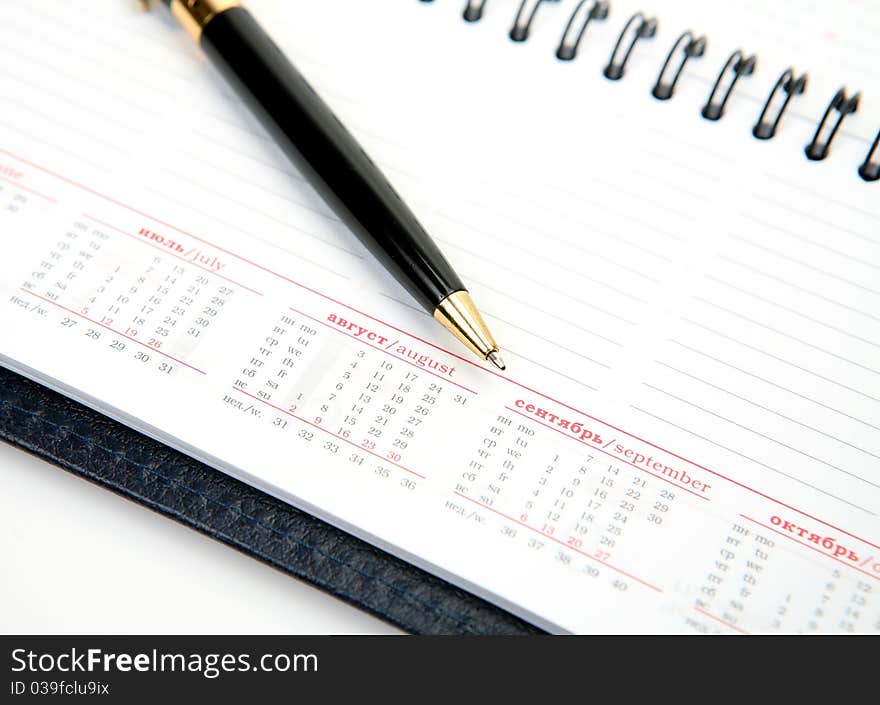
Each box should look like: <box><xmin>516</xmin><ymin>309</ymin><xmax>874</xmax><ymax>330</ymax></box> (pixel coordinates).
<box><xmin>1</xmin><ymin>0</ymin><xmax>877</xmax><ymax>633</ymax></box>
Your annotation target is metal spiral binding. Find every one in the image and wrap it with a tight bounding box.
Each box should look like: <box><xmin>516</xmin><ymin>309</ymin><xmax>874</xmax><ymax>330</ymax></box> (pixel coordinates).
<box><xmin>418</xmin><ymin>2</ymin><xmax>877</xmax><ymax>184</ymax></box>
<box><xmin>701</xmin><ymin>49</ymin><xmax>756</xmax><ymax>121</ymax></box>
<box><xmin>509</xmin><ymin>0</ymin><xmax>559</xmax><ymax>42</ymax></box>
<box><xmin>804</xmin><ymin>88</ymin><xmax>860</xmax><ymax>161</ymax></box>
<box><xmin>555</xmin><ymin>1</ymin><xmax>609</xmax><ymax>61</ymax></box>
<box><xmin>602</xmin><ymin>12</ymin><xmax>656</xmax><ymax>80</ymax></box>
<box><xmin>463</xmin><ymin>0</ymin><xmax>487</xmax><ymax>22</ymax></box>
<box><xmin>651</xmin><ymin>31</ymin><xmax>706</xmax><ymax>101</ymax></box>
<box><xmin>751</xmin><ymin>68</ymin><xmax>807</xmax><ymax>140</ymax></box>
<box><xmin>859</xmin><ymin>130</ymin><xmax>880</xmax><ymax>182</ymax></box>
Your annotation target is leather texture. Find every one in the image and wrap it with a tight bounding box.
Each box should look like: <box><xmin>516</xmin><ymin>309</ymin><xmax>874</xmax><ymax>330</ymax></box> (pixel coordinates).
<box><xmin>0</xmin><ymin>366</ymin><xmax>542</xmax><ymax>635</ymax></box>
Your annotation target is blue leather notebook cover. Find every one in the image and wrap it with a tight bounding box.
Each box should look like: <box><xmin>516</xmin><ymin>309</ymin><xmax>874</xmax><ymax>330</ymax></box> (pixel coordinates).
<box><xmin>0</xmin><ymin>366</ymin><xmax>540</xmax><ymax>635</ymax></box>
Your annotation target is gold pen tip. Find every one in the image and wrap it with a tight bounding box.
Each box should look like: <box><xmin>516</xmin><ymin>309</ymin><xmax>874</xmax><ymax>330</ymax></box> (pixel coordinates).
<box><xmin>487</xmin><ymin>351</ymin><xmax>506</xmax><ymax>371</ymax></box>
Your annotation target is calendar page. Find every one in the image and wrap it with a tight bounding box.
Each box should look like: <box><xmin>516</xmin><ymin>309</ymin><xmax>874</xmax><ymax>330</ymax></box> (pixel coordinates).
<box><xmin>1</xmin><ymin>0</ymin><xmax>878</xmax><ymax>633</ymax></box>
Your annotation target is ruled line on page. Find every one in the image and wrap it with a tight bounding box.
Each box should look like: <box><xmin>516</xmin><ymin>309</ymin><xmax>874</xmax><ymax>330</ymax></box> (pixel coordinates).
<box><xmin>475</xmin><ymin>181</ymin><xmax>680</xmax><ymax>261</ymax></box>
<box><xmin>653</xmin><ymin>361</ymin><xmax>880</xmax><ymax>462</ymax></box>
<box><xmin>0</xmin><ymin>51</ymin><xmax>163</xmax><ymax>118</ymax></box>
<box><xmin>630</xmin><ymin>168</ymin><xmax>715</xmax><ymax>203</ymax></box>
<box><xmin>1</xmin><ymin>97</ymin><xmax>132</xmax><ymax>158</ymax></box>
<box><xmin>13</xmin><ymin>0</ymin><xmax>203</xmax><ymax>71</ymax></box>
<box><xmin>726</xmin><ymin>233</ymin><xmax>880</xmax><ymax>298</ymax></box>
<box><xmin>481</xmin><ymin>311</ymin><xmax>612</xmax><ymax>372</ymax></box>
<box><xmin>703</xmin><ymin>275</ymin><xmax>880</xmax><ymax>350</ymax></box>
<box><xmin>692</xmin><ymin>297</ymin><xmax>880</xmax><ymax>377</ymax></box>
<box><xmin>0</xmin><ymin>68</ymin><xmax>151</xmax><ymax>135</ymax></box>
<box><xmin>718</xmin><ymin>256</ymin><xmax>880</xmax><ymax>324</ymax></box>
<box><xmin>749</xmin><ymin>192</ymin><xmax>880</xmax><ymax>248</ymax></box>
<box><xmin>740</xmin><ymin>213</ymin><xmax>880</xmax><ymax>272</ymax></box>
<box><xmin>641</xmin><ymin>382</ymin><xmax>880</xmax><ymax>489</ymax></box>
<box><xmin>628</xmin><ymin>405</ymin><xmax>875</xmax><ymax>515</ymax></box>
<box><xmin>159</xmin><ymin>165</ymin><xmax>364</xmax><ymax>259</ymax></box>
<box><xmin>0</xmin><ymin>13</ymin><xmax>188</xmax><ymax>104</ymax></box>
<box><xmin>680</xmin><ymin>318</ymin><xmax>880</xmax><ymax>405</ymax></box>
<box><xmin>436</xmin><ymin>209</ymin><xmax>662</xmax><ymax>286</ymax></box>
<box><xmin>444</xmin><ymin>239</ymin><xmax>639</xmax><ymax>325</ymax></box>
<box><xmin>500</xmin><ymin>350</ymin><xmax>600</xmax><ymax>392</ymax></box>
<box><xmin>667</xmin><ymin>340</ymin><xmax>880</xmax><ymax>433</ymax></box>
<box><xmin>508</xmin><ymin>174</ymin><xmax>687</xmax><ymax>247</ymax></box>
<box><xmin>765</xmin><ymin>172</ymin><xmax>880</xmax><ymax>223</ymax></box>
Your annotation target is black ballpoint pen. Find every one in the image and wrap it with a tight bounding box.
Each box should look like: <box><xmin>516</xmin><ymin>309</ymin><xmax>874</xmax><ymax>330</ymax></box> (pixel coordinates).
<box><xmin>149</xmin><ymin>0</ymin><xmax>506</xmax><ymax>370</ymax></box>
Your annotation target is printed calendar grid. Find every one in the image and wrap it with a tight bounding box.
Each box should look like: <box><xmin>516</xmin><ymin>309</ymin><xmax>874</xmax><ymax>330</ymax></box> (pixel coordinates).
<box><xmin>3</xmin><ymin>145</ymin><xmax>878</xmax><ymax>633</ymax></box>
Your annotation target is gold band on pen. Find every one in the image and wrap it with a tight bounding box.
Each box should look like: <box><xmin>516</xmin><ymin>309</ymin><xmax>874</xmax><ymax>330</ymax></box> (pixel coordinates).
<box><xmin>169</xmin><ymin>0</ymin><xmax>241</xmax><ymax>41</ymax></box>
<box><xmin>434</xmin><ymin>291</ymin><xmax>499</xmax><ymax>361</ymax></box>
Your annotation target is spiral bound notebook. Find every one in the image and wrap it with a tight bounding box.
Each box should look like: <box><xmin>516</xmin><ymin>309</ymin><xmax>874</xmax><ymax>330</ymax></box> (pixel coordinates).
<box><xmin>1</xmin><ymin>0</ymin><xmax>878</xmax><ymax>633</ymax></box>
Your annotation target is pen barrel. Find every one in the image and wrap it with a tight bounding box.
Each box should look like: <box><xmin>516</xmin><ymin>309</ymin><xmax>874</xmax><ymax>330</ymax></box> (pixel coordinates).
<box><xmin>199</xmin><ymin>7</ymin><xmax>465</xmax><ymax>312</ymax></box>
